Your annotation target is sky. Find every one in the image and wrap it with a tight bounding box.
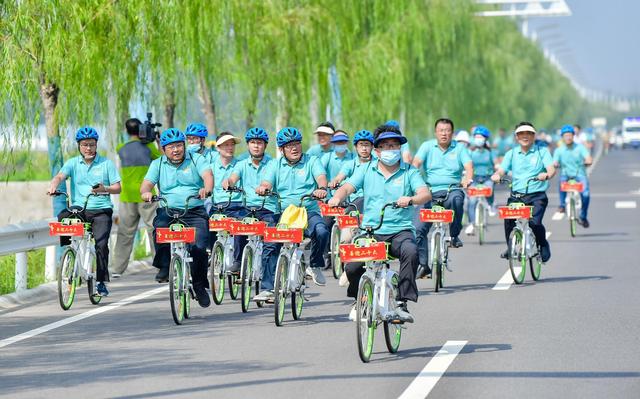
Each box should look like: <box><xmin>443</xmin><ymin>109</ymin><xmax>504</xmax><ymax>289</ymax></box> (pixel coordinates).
<box><xmin>527</xmin><ymin>0</ymin><xmax>640</xmax><ymax>97</ymax></box>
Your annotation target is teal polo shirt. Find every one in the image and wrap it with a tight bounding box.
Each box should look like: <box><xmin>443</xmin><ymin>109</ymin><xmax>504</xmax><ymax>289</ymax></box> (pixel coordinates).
<box><xmin>321</xmin><ymin>150</ymin><xmax>355</xmax><ymax>182</ymax></box>
<box><xmin>230</xmin><ymin>155</ymin><xmax>278</xmax><ymax>213</ymax></box>
<box><xmin>339</xmin><ymin>158</ymin><xmax>372</xmax><ymax>199</ymax></box>
<box><xmin>345</xmin><ymin>160</ymin><xmax>426</xmax><ymax>235</ymax></box>
<box><xmin>211</xmin><ymin>156</ymin><xmax>241</xmax><ymax>204</ymax></box>
<box><xmin>262</xmin><ymin>153</ymin><xmax>326</xmax><ymax>213</ymax></box>
<box><xmin>144</xmin><ymin>153</ymin><xmax>209</xmax><ymax>209</ymax></box>
<box><xmin>553</xmin><ymin>143</ymin><xmax>589</xmax><ymax>177</ymax></box>
<box><xmin>59</xmin><ymin>154</ymin><xmax>120</xmax><ymax>210</ymax></box>
<box><xmin>414</xmin><ymin>139</ymin><xmax>472</xmax><ymax>193</ymax></box>
<box><xmin>500</xmin><ymin>145</ymin><xmax>553</xmax><ymax>193</ymax></box>
<box><xmin>307</xmin><ymin>143</ymin><xmax>333</xmax><ymax>157</ymax></box>
<box><xmin>470</xmin><ymin>148</ymin><xmax>494</xmax><ymax>177</ymax></box>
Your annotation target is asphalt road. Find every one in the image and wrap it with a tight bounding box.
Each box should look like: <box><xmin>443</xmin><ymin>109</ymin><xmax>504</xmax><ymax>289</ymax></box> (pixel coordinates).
<box><xmin>1</xmin><ymin>148</ymin><xmax>639</xmax><ymax>399</ymax></box>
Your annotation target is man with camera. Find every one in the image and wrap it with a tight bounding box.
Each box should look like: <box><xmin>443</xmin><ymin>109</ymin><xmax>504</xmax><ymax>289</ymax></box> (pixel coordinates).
<box><xmin>111</xmin><ymin>116</ymin><xmax>162</xmax><ymax>277</ymax></box>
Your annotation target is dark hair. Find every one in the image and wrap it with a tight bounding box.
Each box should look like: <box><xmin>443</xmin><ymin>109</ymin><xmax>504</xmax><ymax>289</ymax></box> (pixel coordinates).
<box><xmin>218</xmin><ymin>131</ymin><xmax>233</xmax><ymax>138</ymax></box>
<box><xmin>125</xmin><ymin>118</ymin><xmax>141</xmax><ymax>135</ymax></box>
<box><xmin>573</xmin><ymin>124</ymin><xmax>581</xmax><ymax>130</ymax></box>
<box><xmin>434</xmin><ymin>118</ymin><xmax>454</xmax><ymax>131</ymax></box>
<box><xmin>373</xmin><ymin>124</ymin><xmax>403</xmax><ymax>148</ymax></box>
<box><xmin>515</xmin><ymin>121</ymin><xmax>535</xmax><ymax>131</ymax></box>
<box><xmin>318</xmin><ymin>121</ymin><xmax>335</xmax><ymax>130</ymax></box>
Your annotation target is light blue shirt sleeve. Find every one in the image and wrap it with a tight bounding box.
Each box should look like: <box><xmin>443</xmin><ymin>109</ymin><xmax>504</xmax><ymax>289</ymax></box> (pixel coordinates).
<box><xmin>311</xmin><ymin>156</ymin><xmax>327</xmax><ymax>179</ymax></box>
<box><xmin>500</xmin><ymin>150</ymin><xmax>513</xmax><ymax>173</ymax></box>
<box><xmin>144</xmin><ymin>158</ymin><xmax>161</xmax><ymax>184</ymax></box>
<box><xmin>229</xmin><ymin>160</ymin><xmax>243</xmax><ymax>180</ymax></box>
<box><xmin>579</xmin><ymin>145</ymin><xmax>589</xmax><ymax>158</ymax></box>
<box><xmin>414</xmin><ymin>142</ymin><xmax>429</xmax><ymax>163</ymax></box>
<box><xmin>194</xmin><ymin>154</ymin><xmax>209</xmax><ymax>176</ymax></box>
<box><xmin>401</xmin><ymin>142</ymin><xmax>411</xmax><ymax>154</ymax></box>
<box><xmin>59</xmin><ymin>159</ymin><xmax>74</xmax><ymax>178</ymax></box>
<box><xmin>106</xmin><ymin>159</ymin><xmax>121</xmax><ymax>184</ymax></box>
<box><xmin>261</xmin><ymin>160</ymin><xmax>277</xmax><ymax>186</ymax></box>
<box><xmin>540</xmin><ymin>147</ymin><xmax>553</xmax><ymax>168</ymax></box>
<box><xmin>552</xmin><ymin>148</ymin><xmax>561</xmax><ymax>163</ymax></box>
<box><xmin>409</xmin><ymin>168</ymin><xmax>427</xmax><ymax>192</ymax></box>
<box><xmin>345</xmin><ymin>162</ymin><xmax>366</xmax><ymax>192</ymax></box>
<box><xmin>339</xmin><ymin>160</ymin><xmax>355</xmax><ymax>177</ymax></box>
<box><xmin>459</xmin><ymin>145</ymin><xmax>472</xmax><ymax>165</ymax></box>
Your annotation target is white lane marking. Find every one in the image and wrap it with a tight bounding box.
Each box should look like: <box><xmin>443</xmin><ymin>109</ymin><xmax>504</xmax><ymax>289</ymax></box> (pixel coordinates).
<box><xmin>631</xmin><ymin>172</ymin><xmax>640</xmax><ymax>177</ymax></box>
<box><xmin>546</xmin><ymin>231</ymin><xmax>552</xmax><ymax>239</ymax></box>
<box><xmin>0</xmin><ymin>286</ymin><xmax>168</xmax><ymax>349</ymax></box>
<box><xmin>615</xmin><ymin>201</ymin><xmax>637</xmax><ymax>209</ymax></box>
<box><xmin>551</xmin><ymin>212</ymin><xmax>564</xmax><ymax>221</ymax></box>
<box><xmin>398</xmin><ymin>340</ymin><xmax>467</xmax><ymax>399</ymax></box>
<box><xmin>492</xmin><ymin>270</ymin><xmax>513</xmax><ymax>291</ymax></box>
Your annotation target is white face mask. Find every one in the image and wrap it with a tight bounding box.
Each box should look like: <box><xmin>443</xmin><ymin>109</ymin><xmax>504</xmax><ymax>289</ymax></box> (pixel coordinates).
<box><xmin>379</xmin><ymin>149</ymin><xmax>401</xmax><ymax>166</ymax></box>
<box><xmin>333</xmin><ymin>144</ymin><xmax>348</xmax><ymax>154</ymax></box>
<box><xmin>473</xmin><ymin>137</ymin><xmax>486</xmax><ymax>147</ymax></box>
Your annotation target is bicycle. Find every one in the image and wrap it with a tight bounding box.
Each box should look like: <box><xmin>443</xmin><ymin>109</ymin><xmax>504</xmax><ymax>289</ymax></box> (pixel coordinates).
<box><xmin>339</xmin><ymin>201</ymin><xmax>404</xmax><ymax>363</ymax></box>
<box><xmin>419</xmin><ymin>183</ymin><xmax>461</xmax><ymax>292</ymax></box>
<box><xmin>208</xmin><ymin>188</ymin><xmax>242</xmax><ymax>305</ymax></box>
<box><xmin>152</xmin><ymin>195</ymin><xmax>200</xmax><ymax>325</ymax></box>
<box><xmin>560</xmin><ymin>177</ymin><xmax>584</xmax><ymax>238</ymax></box>
<box><xmin>268</xmin><ymin>192</ymin><xmax>323</xmax><ymax>326</ymax></box>
<box><xmin>230</xmin><ymin>188</ymin><xmax>280</xmax><ymax>313</ymax></box>
<box><xmin>48</xmin><ymin>191</ymin><xmax>109</xmax><ymax>310</ymax></box>
<box><xmin>466</xmin><ymin>177</ymin><xmax>493</xmax><ymax>245</ymax></box>
<box><xmin>497</xmin><ymin>178</ymin><xmax>542</xmax><ymax>284</ymax></box>
<box><xmin>319</xmin><ymin>187</ymin><xmax>347</xmax><ymax>280</ymax></box>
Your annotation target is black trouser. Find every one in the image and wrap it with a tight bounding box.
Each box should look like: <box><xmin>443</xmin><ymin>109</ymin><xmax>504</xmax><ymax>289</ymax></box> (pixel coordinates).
<box><xmin>504</xmin><ymin>192</ymin><xmax>550</xmax><ymax>248</ymax></box>
<box><xmin>345</xmin><ymin>230</ymin><xmax>419</xmax><ymax>302</ymax></box>
<box><xmin>153</xmin><ymin>206</ymin><xmax>209</xmax><ymax>289</ymax></box>
<box><xmin>58</xmin><ymin>208</ymin><xmax>113</xmax><ymax>282</ymax></box>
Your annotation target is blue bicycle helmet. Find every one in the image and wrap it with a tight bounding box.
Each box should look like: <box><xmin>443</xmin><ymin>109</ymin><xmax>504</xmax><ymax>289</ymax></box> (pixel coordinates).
<box><xmin>276</xmin><ymin>127</ymin><xmax>302</xmax><ymax>147</ymax></box>
<box><xmin>75</xmin><ymin>126</ymin><xmax>99</xmax><ymax>142</ymax></box>
<box><xmin>385</xmin><ymin>120</ymin><xmax>400</xmax><ymax>129</ymax></box>
<box><xmin>245</xmin><ymin>127</ymin><xmax>270</xmax><ymax>143</ymax></box>
<box><xmin>561</xmin><ymin>124</ymin><xmax>575</xmax><ymax>134</ymax></box>
<box><xmin>474</xmin><ymin>125</ymin><xmax>491</xmax><ymax>138</ymax></box>
<box><xmin>353</xmin><ymin>129</ymin><xmax>374</xmax><ymax>145</ymax></box>
<box><xmin>160</xmin><ymin>128</ymin><xmax>186</xmax><ymax>147</ymax></box>
<box><xmin>185</xmin><ymin>123</ymin><xmax>208</xmax><ymax>138</ymax></box>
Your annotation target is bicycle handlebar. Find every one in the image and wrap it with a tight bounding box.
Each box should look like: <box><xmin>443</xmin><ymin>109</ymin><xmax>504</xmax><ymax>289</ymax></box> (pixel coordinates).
<box><xmin>49</xmin><ymin>191</ymin><xmax>109</xmax><ymax>213</ymax></box>
<box><xmin>151</xmin><ymin>194</ymin><xmax>201</xmax><ymax>219</ymax></box>
<box><xmin>298</xmin><ymin>187</ymin><xmax>328</xmax><ymax>207</ymax></box>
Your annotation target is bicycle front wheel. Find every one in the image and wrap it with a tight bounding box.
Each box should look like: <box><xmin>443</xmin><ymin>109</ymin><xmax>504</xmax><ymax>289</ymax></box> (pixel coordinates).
<box><xmin>432</xmin><ymin>232</ymin><xmax>443</xmax><ymax>292</ymax></box>
<box><xmin>476</xmin><ymin>202</ymin><xmax>485</xmax><ymax>245</ymax></box>
<box><xmin>58</xmin><ymin>247</ymin><xmax>78</xmax><ymax>310</ymax></box>
<box><xmin>169</xmin><ymin>255</ymin><xmax>185</xmax><ymax>325</ymax></box>
<box><xmin>508</xmin><ymin>229</ymin><xmax>526</xmax><ymax>284</ymax></box>
<box><xmin>240</xmin><ymin>246</ymin><xmax>254</xmax><ymax>313</ymax></box>
<box><xmin>569</xmin><ymin>198</ymin><xmax>577</xmax><ymax>237</ymax></box>
<box><xmin>383</xmin><ymin>274</ymin><xmax>401</xmax><ymax>354</ymax></box>
<box><xmin>274</xmin><ymin>253</ymin><xmax>289</xmax><ymax>326</ymax></box>
<box><xmin>183</xmin><ymin>261</ymin><xmax>191</xmax><ymax>319</ymax></box>
<box><xmin>210</xmin><ymin>242</ymin><xmax>225</xmax><ymax>305</ymax></box>
<box><xmin>356</xmin><ymin>276</ymin><xmax>375</xmax><ymax>363</ymax></box>
<box><xmin>292</xmin><ymin>255</ymin><xmax>306</xmax><ymax>320</ymax></box>
<box><xmin>87</xmin><ymin>253</ymin><xmax>102</xmax><ymax>305</ymax></box>
<box><xmin>330</xmin><ymin>224</ymin><xmax>342</xmax><ymax>279</ymax></box>
<box><xmin>229</xmin><ymin>273</ymin><xmax>240</xmax><ymax>300</ymax></box>
<box><xmin>530</xmin><ymin>253</ymin><xmax>542</xmax><ymax>281</ymax></box>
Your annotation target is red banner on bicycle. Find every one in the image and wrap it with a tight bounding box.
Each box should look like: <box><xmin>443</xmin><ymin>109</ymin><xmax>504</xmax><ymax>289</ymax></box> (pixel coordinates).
<box><xmin>318</xmin><ymin>202</ymin><xmax>346</xmax><ymax>217</ymax></box>
<box><xmin>49</xmin><ymin>222</ymin><xmax>84</xmax><ymax>237</ymax></box>
<box><xmin>337</xmin><ymin>214</ymin><xmax>361</xmax><ymax>229</ymax></box>
<box><xmin>208</xmin><ymin>218</ymin><xmax>233</xmax><ymax>232</ymax></box>
<box><xmin>263</xmin><ymin>227</ymin><xmax>304</xmax><ymax>243</ymax></box>
<box><xmin>467</xmin><ymin>186</ymin><xmax>493</xmax><ymax>197</ymax></box>
<box><xmin>156</xmin><ymin>227</ymin><xmax>196</xmax><ymax>243</ymax></box>
<box><xmin>560</xmin><ymin>182</ymin><xmax>584</xmax><ymax>192</ymax></box>
<box><xmin>339</xmin><ymin>242</ymin><xmax>387</xmax><ymax>262</ymax></box>
<box><xmin>419</xmin><ymin>209</ymin><xmax>454</xmax><ymax>223</ymax></box>
<box><xmin>498</xmin><ymin>206</ymin><xmax>532</xmax><ymax>220</ymax></box>
<box><xmin>228</xmin><ymin>221</ymin><xmax>266</xmax><ymax>236</ymax></box>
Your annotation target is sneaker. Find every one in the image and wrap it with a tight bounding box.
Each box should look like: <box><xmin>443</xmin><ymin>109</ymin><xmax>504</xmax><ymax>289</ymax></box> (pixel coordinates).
<box><xmin>464</xmin><ymin>224</ymin><xmax>475</xmax><ymax>236</ymax></box>
<box><xmin>339</xmin><ymin>271</ymin><xmax>349</xmax><ymax>287</ymax></box>
<box><xmin>488</xmin><ymin>206</ymin><xmax>497</xmax><ymax>217</ymax></box>
<box><xmin>500</xmin><ymin>249</ymin><xmax>510</xmax><ymax>259</ymax></box>
<box><xmin>581</xmin><ymin>218</ymin><xmax>590</xmax><ymax>228</ymax></box>
<box><xmin>96</xmin><ymin>281</ymin><xmax>109</xmax><ymax>297</ymax></box>
<box><xmin>451</xmin><ymin>237</ymin><xmax>463</xmax><ymax>248</ymax></box>
<box><xmin>155</xmin><ymin>268</ymin><xmax>169</xmax><ymax>283</ymax></box>
<box><xmin>195</xmin><ymin>286</ymin><xmax>211</xmax><ymax>308</ymax></box>
<box><xmin>254</xmin><ymin>290</ymin><xmax>274</xmax><ymax>301</ymax></box>
<box><xmin>416</xmin><ymin>265</ymin><xmax>432</xmax><ymax>279</ymax></box>
<box><xmin>308</xmin><ymin>267</ymin><xmax>326</xmax><ymax>286</ymax></box>
<box><xmin>395</xmin><ymin>302</ymin><xmax>414</xmax><ymax>323</ymax></box>
<box><xmin>557</xmin><ymin>206</ymin><xmax>566</xmax><ymax>213</ymax></box>
<box><xmin>540</xmin><ymin>244</ymin><xmax>551</xmax><ymax>263</ymax></box>
<box><xmin>348</xmin><ymin>303</ymin><xmax>357</xmax><ymax>321</ymax></box>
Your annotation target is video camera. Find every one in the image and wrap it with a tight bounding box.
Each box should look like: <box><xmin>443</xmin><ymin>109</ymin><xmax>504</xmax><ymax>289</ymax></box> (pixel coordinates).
<box><xmin>138</xmin><ymin>112</ymin><xmax>162</xmax><ymax>144</ymax></box>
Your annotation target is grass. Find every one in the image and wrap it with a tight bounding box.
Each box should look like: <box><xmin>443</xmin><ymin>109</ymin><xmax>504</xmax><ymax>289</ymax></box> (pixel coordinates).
<box><xmin>0</xmin><ymin>151</ymin><xmax>51</xmax><ymax>181</ymax></box>
<box><xmin>0</xmin><ymin>249</ymin><xmax>47</xmax><ymax>295</ymax></box>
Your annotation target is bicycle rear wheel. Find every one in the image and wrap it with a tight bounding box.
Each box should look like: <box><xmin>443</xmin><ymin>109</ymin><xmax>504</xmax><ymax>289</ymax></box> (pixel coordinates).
<box><xmin>476</xmin><ymin>202</ymin><xmax>485</xmax><ymax>245</ymax></box>
<box><xmin>58</xmin><ymin>247</ymin><xmax>78</xmax><ymax>311</ymax></box>
<box><xmin>87</xmin><ymin>254</ymin><xmax>102</xmax><ymax>305</ymax></box>
<box><xmin>274</xmin><ymin>253</ymin><xmax>289</xmax><ymax>326</ymax></box>
<box><xmin>569</xmin><ymin>198</ymin><xmax>577</xmax><ymax>237</ymax></box>
<box><xmin>229</xmin><ymin>273</ymin><xmax>240</xmax><ymax>300</ymax></box>
<box><xmin>292</xmin><ymin>255</ymin><xmax>306</xmax><ymax>320</ymax></box>
<box><xmin>210</xmin><ymin>242</ymin><xmax>225</xmax><ymax>305</ymax></box>
<box><xmin>240</xmin><ymin>246</ymin><xmax>254</xmax><ymax>313</ymax></box>
<box><xmin>169</xmin><ymin>255</ymin><xmax>185</xmax><ymax>325</ymax></box>
<box><xmin>432</xmin><ymin>232</ymin><xmax>443</xmax><ymax>292</ymax></box>
<box><xmin>530</xmin><ymin>254</ymin><xmax>542</xmax><ymax>281</ymax></box>
<box><xmin>183</xmin><ymin>263</ymin><xmax>191</xmax><ymax>319</ymax></box>
<box><xmin>508</xmin><ymin>230</ymin><xmax>526</xmax><ymax>284</ymax></box>
<box><xmin>383</xmin><ymin>274</ymin><xmax>401</xmax><ymax>354</ymax></box>
<box><xmin>330</xmin><ymin>224</ymin><xmax>342</xmax><ymax>279</ymax></box>
<box><xmin>356</xmin><ymin>276</ymin><xmax>375</xmax><ymax>363</ymax></box>
<box><xmin>255</xmin><ymin>280</ymin><xmax>264</xmax><ymax>308</ymax></box>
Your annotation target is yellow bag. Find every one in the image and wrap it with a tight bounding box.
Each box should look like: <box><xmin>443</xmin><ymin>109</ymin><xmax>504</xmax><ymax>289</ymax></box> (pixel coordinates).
<box><xmin>279</xmin><ymin>204</ymin><xmax>308</xmax><ymax>230</ymax></box>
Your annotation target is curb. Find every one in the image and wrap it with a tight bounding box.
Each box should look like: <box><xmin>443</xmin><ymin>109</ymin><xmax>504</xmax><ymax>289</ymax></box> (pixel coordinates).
<box><xmin>0</xmin><ymin>259</ymin><xmax>154</xmax><ymax>312</ymax></box>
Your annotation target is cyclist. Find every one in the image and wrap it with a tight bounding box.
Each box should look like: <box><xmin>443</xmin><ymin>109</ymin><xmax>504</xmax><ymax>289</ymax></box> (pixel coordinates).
<box><xmin>223</xmin><ymin>127</ymin><xmax>281</xmax><ymax>301</ymax></box>
<box><xmin>413</xmin><ymin>118</ymin><xmax>473</xmax><ymax>279</ymax></box>
<box><xmin>465</xmin><ymin>125</ymin><xmax>496</xmax><ymax>235</ymax></box>
<box><xmin>256</xmin><ymin>127</ymin><xmax>329</xmax><ymax>286</ymax></box>
<box><xmin>328</xmin><ymin>124</ymin><xmax>430</xmax><ymax>323</ymax></box>
<box><xmin>307</xmin><ymin>121</ymin><xmax>335</xmax><ymax>157</ymax></box>
<box><xmin>209</xmin><ymin>132</ymin><xmax>245</xmax><ymax>271</ymax></box>
<box><xmin>185</xmin><ymin>122</ymin><xmax>217</xmax><ymax>162</ymax></box>
<box><xmin>454</xmin><ymin>130</ymin><xmax>471</xmax><ymax>149</ymax></box>
<box><xmin>141</xmin><ymin>128</ymin><xmax>214</xmax><ymax>307</ymax></box>
<box><xmin>553</xmin><ymin>124</ymin><xmax>593</xmax><ymax>227</ymax></box>
<box><xmin>491</xmin><ymin>121</ymin><xmax>555</xmax><ymax>262</ymax></box>
<box><xmin>321</xmin><ymin>130</ymin><xmax>354</xmax><ymax>185</ymax></box>
<box><xmin>47</xmin><ymin>127</ymin><xmax>121</xmax><ymax>297</ymax></box>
